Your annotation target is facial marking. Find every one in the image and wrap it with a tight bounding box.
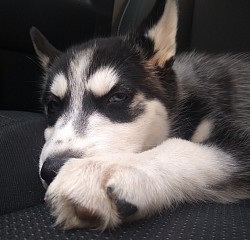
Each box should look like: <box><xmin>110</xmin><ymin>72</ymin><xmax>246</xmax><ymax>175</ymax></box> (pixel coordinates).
<box><xmin>82</xmin><ymin>99</ymin><xmax>169</xmax><ymax>154</ymax></box>
<box><xmin>68</xmin><ymin>49</ymin><xmax>94</xmax><ymax>111</ymax></box>
<box><xmin>50</xmin><ymin>73</ymin><xmax>68</xmax><ymax>99</ymax></box>
<box><xmin>70</xmin><ymin>50</ymin><xmax>93</xmax><ymax>87</ymax></box>
<box><xmin>86</xmin><ymin>67</ymin><xmax>119</xmax><ymax>97</ymax></box>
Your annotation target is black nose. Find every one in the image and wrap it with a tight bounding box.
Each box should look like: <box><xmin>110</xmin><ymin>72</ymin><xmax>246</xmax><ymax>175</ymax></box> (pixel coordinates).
<box><xmin>40</xmin><ymin>151</ymin><xmax>82</xmax><ymax>185</ymax></box>
<box><xmin>40</xmin><ymin>157</ymin><xmax>66</xmax><ymax>185</ymax></box>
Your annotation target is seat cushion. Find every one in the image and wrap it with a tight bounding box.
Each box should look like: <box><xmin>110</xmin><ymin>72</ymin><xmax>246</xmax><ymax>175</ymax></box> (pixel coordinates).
<box><xmin>0</xmin><ymin>200</ymin><xmax>250</xmax><ymax>239</ymax></box>
<box><xmin>0</xmin><ymin>111</ymin><xmax>46</xmax><ymax>215</ymax></box>
<box><xmin>1</xmin><ymin>114</ymin><xmax>250</xmax><ymax>239</ymax></box>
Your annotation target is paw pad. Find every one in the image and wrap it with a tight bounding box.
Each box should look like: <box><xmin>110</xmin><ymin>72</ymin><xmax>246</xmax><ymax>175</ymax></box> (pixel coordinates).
<box><xmin>116</xmin><ymin>199</ymin><xmax>138</xmax><ymax>217</ymax></box>
<box><xmin>107</xmin><ymin>186</ymin><xmax>138</xmax><ymax>218</ymax></box>
<box><xmin>74</xmin><ymin>206</ymin><xmax>101</xmax><ymax>227</ymax></box>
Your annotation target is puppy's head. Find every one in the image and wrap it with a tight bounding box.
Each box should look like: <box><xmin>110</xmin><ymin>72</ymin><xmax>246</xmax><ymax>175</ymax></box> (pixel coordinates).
<box><xmin>31</xmin><ymin>0</ymin><xmax>178</xmax><ymax>186</ymax></box>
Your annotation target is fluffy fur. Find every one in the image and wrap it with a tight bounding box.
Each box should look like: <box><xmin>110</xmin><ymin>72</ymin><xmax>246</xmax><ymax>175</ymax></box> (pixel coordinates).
<box><xmin>30</xmin><ymin>0</ymin><xmax>250</xmax><ymax>230</ymax></box>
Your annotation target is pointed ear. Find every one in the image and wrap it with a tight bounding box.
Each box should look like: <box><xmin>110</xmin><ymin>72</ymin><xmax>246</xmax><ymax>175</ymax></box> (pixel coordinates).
<box><xmin>30</xmin><ymin>27</ymin><xmax>61</xmax><ymax>70</ymax></box>
<box><xmin>145</xmin><ymin>0</ymin><xmax>178</xmax><ymax>67</ymax></box>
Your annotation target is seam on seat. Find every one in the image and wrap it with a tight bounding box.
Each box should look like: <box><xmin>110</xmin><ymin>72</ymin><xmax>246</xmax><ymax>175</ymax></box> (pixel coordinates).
<box><xmin>117</xmin><ymin>0</ymin><xmax>131</xmax><ymax>35</ymax></box>
<box><xmin>0</xmin><ymin>118</ymin><xmax>46</xmax><ymax>130</ymax></box>
<box><xmin>0</xmin><ymin>114</ymin><xmax>17</xmax><ymax>122</ymax></box>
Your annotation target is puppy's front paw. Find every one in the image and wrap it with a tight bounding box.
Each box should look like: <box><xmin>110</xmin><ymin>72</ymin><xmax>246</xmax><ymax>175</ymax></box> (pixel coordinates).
<box><xmin>45</xmin><ymin>154</ymin><xmax>154</xmax><ymax>230</ymax></box>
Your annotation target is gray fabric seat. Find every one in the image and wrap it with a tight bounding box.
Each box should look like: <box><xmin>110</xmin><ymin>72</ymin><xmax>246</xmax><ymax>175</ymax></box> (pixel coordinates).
<box><xmin>0</xmin><ymin>111</ymin><xmax>46</xmax><ymax>215</ymax></box>
<box><xmin>1</xmin><ymin>199</ymin><xmax>250</xmax><ymax>239</ymax></box>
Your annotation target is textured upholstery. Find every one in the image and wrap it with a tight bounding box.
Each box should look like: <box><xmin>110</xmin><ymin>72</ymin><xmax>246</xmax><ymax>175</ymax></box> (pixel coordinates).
<box><xmin>1</xmin><ymin>200</ymin><xmax>250</xmax><ymax>239</ymax></box>
<box><xmin>0</xmin><ymin>111</ymin><xmax>46</xmax><ymax>215</ymax></box>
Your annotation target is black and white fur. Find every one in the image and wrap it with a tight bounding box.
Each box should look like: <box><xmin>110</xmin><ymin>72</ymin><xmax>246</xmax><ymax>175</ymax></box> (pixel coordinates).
<box><xmin>31</xmin><ymin>0</ymin><xmax>250</xmax><ymax>230</ymax></box>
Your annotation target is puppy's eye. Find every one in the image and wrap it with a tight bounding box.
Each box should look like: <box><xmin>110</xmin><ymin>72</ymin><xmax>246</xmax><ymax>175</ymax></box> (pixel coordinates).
<box><xmin>108</xmin><ymin>92</ymin><xmax>128</xmax><ymax>103</ymax></box>
<box><xmin>47</xmin><ymin>98</ymin><xmax>61</xmax><ymax>113</ymax></box>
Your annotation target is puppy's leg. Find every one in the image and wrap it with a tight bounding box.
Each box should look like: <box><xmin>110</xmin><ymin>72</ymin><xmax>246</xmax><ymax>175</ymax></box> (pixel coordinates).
<box><xmin>45</xmin><ymin>138</ymin><xmax>245</xmax><ymax>230</ymax></box>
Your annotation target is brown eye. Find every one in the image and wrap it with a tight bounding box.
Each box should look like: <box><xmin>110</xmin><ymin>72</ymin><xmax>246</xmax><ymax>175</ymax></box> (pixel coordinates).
<box><xmin>108</xmin><ymin>92</ymin><xmax>128</xmax><ymax>103</ymax></box>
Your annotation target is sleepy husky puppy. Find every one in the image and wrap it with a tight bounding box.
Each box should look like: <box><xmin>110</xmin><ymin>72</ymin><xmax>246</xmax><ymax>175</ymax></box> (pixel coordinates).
<box><xmin>31</xmin><ymin>0</ymin><xmax>250</xmax><ymax>230</ymax></box>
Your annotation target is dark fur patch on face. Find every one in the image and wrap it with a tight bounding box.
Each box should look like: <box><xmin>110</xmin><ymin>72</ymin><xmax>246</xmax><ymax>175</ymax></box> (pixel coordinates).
<box><xmin>41</xmin><ymin>36</ymin><xmax>175</xmax><ymax>130</ymax></box>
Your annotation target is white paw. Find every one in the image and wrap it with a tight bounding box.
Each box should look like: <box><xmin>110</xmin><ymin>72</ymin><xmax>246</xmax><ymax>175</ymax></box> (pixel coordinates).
<box><xmin>45</xmin><ymin>153</ymin><xmax>159</xmax><ymax>230</ymax></box>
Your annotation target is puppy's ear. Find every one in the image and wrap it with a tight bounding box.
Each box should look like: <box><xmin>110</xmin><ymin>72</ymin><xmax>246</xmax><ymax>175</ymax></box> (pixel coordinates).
<box><xmin>143</xmin><ymin>0</ymin><xmax>178</xmax><ymax>67</ymax></box>
<box><xmin>30</xmin><ymin>27</ymin><xmax>61</xmax><ymax>70</ymax></box>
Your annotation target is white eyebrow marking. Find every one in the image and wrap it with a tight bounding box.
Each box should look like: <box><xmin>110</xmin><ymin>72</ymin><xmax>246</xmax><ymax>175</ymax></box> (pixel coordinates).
<box><xmin>86</xmin><ymin>67</ymin><xmax>119</xmax><ymax>97</ymax></box>
<box><xmin>50</xmin><ymin>73</ymin><xmax>68</xmax><ymax>99</ymax></box>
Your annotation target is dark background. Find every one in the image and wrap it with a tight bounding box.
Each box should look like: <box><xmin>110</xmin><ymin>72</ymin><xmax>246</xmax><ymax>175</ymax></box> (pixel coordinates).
<box><xmin>0</xmin><ymin>0</ymin><xmax>250</xmax><ymax>112</ymax></box>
